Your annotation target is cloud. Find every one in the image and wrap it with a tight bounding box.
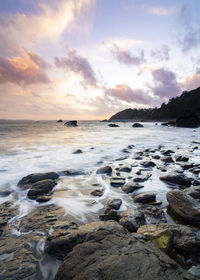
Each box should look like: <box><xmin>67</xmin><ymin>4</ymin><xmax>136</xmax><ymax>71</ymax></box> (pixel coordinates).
<box><xmin>102</xmin><ymin>38</ymin><xmax>142</xmax><ymax>50</ymax></box>
<box><xmin>150</xmin><ymin>68</ymin><xmax>181</xmax><ymax>98</ymax></box>
<box><xmin>179</xmin><ymin>3</ymin><xmax>200</xmax><ymax>52</ymax></box>
<box><xmin>0</xmin><ymin>49</ymin><xmax>50</xmax><ymax>85</ymax></box>
<box><xmin>0</xmin><ymin>0</ymin><xmax>95</xmax><ymax>54</ymax></box>
<box><xmin>148</xmin><ymin>7</ymin><xmax>175</xmax><ymax>16</ymax></box>
<box><xmin>110</xmin><ymin>44</ymin><xmax>145</xmax><ymax>66</ymax></box>
<box><xmin>184</xmin><ymin>73</ymin><xmax>200</xmax><ymax>90</ymax></box>
<box><xmin>105</xmin><ymin>84</ymin><xmax>159</xmax><ymax>106</ymax></box>
<box><xmin>151</xmin><ymin>45</ymin><xmax>170</xmax><ymax>61</ymax></box>
<box><xmin>55</xmin><ymin>49</ymin><xmax>97</xmax><ymax>87</ymax></box>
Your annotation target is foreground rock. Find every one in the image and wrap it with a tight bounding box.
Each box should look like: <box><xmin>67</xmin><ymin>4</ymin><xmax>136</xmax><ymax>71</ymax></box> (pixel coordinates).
<box><xmin>18</xmin><ymin>172</ymin><xmax>59</xmax><ymax>187</ymax></box>
<box><xmin>96</xmin><ymin>165</ymin><xmax>112</xmax><ymax>175</ymax></box>
<box><xmin>27</xmin><ymin>179</ymin><xmax>56</xmax><ymax>200</ymax></box>
<box><xmin>138</xmin><ymin>223</ymin><xmax>200</xmax><ymax>268</ymax></box>
<box><xmin>133</xmin><ymin>192</ymin><xmax>156</xmax><ymax>204</ymax></box>
<box><xmin>160</xmin><ymin>173</ymin><xmax>192</xmax><ymax>188</ymax></box>
<box><xmin>64</xmin><ymin>120</ymin><xmax>78</xmax><ymax>126</ymax></box>
<box><xmin>122</xmin><ymin>182</ymin><xmax>143</xmax><ymax>193</ymax></box>
<box><xmin>49</xmin><ymin>221</ymin><xmax>198</xmax><ymax>280</ymax></box>
<box><xmin>119</xmin><ymin>209</ymin><xmax>145</xmax><ymax>232</ymax></box>
<box><xmin>167</xmin><ymin>190</ymin><xmax>200</xmax><ymax>225</ymax></box>
<box><xmin>132</xmin><ymin>122</ymin><xmax>144</xmax><ymax>127</ymax></box>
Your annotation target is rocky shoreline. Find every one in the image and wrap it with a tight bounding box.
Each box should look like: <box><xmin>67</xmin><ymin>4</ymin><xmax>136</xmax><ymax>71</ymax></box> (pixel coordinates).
<box><xmin>0</xmin><ymin>140</ymin><xmax>200</xmax><ymax>279</ymax></box>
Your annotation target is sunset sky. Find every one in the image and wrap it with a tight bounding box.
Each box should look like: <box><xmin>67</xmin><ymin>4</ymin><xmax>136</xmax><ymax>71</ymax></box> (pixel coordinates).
<box><xmin>0</xmin><ymin>0</ymin><xmax>200</xmax><ymax>120</ymax></box>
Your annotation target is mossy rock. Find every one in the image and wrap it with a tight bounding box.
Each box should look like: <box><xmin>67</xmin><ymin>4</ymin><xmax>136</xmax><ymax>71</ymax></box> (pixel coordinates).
<box><xmin>151</xmin><ymin>231</ymin><xmax>173</xmax><ymax>253</ymax></box>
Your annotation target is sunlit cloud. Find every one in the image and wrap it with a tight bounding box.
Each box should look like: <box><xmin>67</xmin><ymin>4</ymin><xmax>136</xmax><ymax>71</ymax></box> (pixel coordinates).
<box><xmin>0</xmin><ymin>48</ymin><xmax>50</xmax><ymax>85</ymax></box>
<box><xmin>184</xmin><ymin>73</ymin><xmax>200</xmax><ymax>90</ymax></box>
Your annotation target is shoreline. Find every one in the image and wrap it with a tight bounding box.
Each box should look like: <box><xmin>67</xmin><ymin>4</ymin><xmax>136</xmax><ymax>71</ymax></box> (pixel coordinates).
<box><xmin>0</xmin><ymin>136</ymin><xmax>200</xmax><ymax>279</ymax></box>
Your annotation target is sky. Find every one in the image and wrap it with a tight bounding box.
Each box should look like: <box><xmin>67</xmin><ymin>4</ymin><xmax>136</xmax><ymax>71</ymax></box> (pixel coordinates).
<box><xmin>0</xmin><ymin>0</ymin><xmax>200</xmax><ymax>120</ymax></box>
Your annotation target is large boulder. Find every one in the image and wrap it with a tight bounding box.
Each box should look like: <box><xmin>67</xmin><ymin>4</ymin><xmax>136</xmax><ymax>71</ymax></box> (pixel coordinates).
<box><xmin>133</xmin><ymin>192</ymin><xmax>156</xmax><ymax>204</ymax></box>
<box><xmin>96</xmin><ymin>166</ymin><xmax>112</xmax><ymax>175</ymax></box>
<box><xmin>64</xmin><ymin>120</ymin><xmax>78</xmax><ymax>126</ymax></box>
<box><xmin>160</xmin><ymin>173</ymin><xmax>192</xmax><ymax>188</ymax></box>
<box><xmin>50</xmin><ymin>221</ymin><xmax>198</xmax><ymax>280</ymax></box>
<box><xmin>167</xmin><ymin>190</ymin><xmax>200</xmax><ymax>225</ymax></box>
<box><xmin>27</xmin><ymin>179</ymin><xmax>56</xmax><ymax>199</ymax></box>
<box><xmin>17</xmin><ymin>172</ymin><xmax>59</xmax><ymax>187</ymax></box>
<box><xmin>119</xmin><ymin>209</ymin><xmax>145</xmax><ymax>232</ymax></box>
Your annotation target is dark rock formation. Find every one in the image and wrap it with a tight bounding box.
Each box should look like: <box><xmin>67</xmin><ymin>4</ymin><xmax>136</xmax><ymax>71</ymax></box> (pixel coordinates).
<box><xmin>132</xmin><ymin>122</ymin><xmax>144</xmax><ymax>127</ymax></box>
<box><xmin>27</xmin><ymin>179</ymin><xmax>56</xmax><ymax>199</ymax></box>
<box><xmin>64</xmin><ymin>120</ymin><xmax>78</xmax><ymax>126</ymax></box>
<box><xmin>175</xmin><ymin>113</ymin><xmax>200</xmax><ymax>128</ymax></box>
<box><xmin>57</xmin><ymin>120</ymin><xmax>63</xmax><ymax>123</ymax></box>
<box><xmin>160</xmin><ymin>173</ymin><xmax>192</xmax><ymax>188</ymax></box>
<box><xmin>18</xmin><ymin>172</ymin><xmax>59</xmax><ymax>187</ymax></box>
<box><xmin>141</xmin><ymin>161</ymin><xmax>156</xmax><ymax>168</ymax></box>
<box><xmin>48</xmin><ymin>221</ymin><xmax>198</xmax><ymax>280</ymax></box>
<box><xmin>133</xmin><ymin>192</ymin><xmax>156</xmax><ymax>204</ymax></box>
<box><xmin>122</xmin><ymin>183</ymin><xmax>144</xmax><ymax>193</ymax></box>
<box><xmin>73</xmin><ymin>149</ymin><xmax>82</xmax><ymax>154</ymax></box>
<box><xmin>108</xmin><ymin>123</ymin><xmax>119</xmax><ymax>127</ymax></box>
<box><xmin>96</xmin><ymin>165</ymin><xmax>112</xmax><ymax>175</ymax></box>
<box><xmin>110</xmin><ymin>177</ymin><xmax>126</xmax><ymax>187</ymax></box>
<box><xmin>90</xmin><ymin>189</ymin><xmax>104</xmax><ymax>197</ymax></box>
<box><xmin>119</xmin><ymin>209</ymin><xmax>145</xmax><ymax>232</ymax></box>
<box><xmin>167</xmin><ymin>190</ymin><xmax>200</xmax><ymax>225</ymax></box>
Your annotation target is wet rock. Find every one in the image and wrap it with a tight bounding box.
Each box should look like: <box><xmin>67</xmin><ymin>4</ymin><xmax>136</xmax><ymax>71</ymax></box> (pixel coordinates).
<box><xmin>141</xmin><ymin>161</ymin><xmax>156</xmax><ymax>168</ymax></box>
<box><xmin>152</xmin><ymin>155</ymin><xmax>161</xmax><ymax>159</ymax></box>
<box><xmin>161</xmin><ymin>150</ymin><xmax>175</xmax><ymax>156</ymax></box>
<box><xmin>90</xmin><ymin>189</ymin><xmax>104</xmax><ymax>197</ymax></box>
<box><xmin>119</xmin><ymin>209</ymin><xmax>145</xmax><ymax>232</ymax></box>
<box><xmin>115</xmin><ymin>156</ymin><xmax>129</xmax><ymax>161</ymax></box>
<box><xmin>133</xmin><ymin>192</ymin><xmax>156</xmax><ymax>204</ymax></box>
<box><xmin>0</xmin><ymin>202</ymin><xmax>18</xmax><ymax>228</ymax></box>
<box><xmin>161</xmin><ymin>156</ymin><xmax>174</xmax><ymax>163</ymax></box>
<box><xmin>99</xmin><ymin>209</ymin><xmax>119</xmax><ymax>221</ymax></box>
<box><xmin>27</xmin><ymin>179</ymin><xmax>56</xmax><ymax>199</ymax></box>
<box><xmin>110</xmin><ymin>177</ymin><xmax>126</xmax><ymax>187</ymax></box>
<box><xmin>109</xmin><ymin>123</ymin><xmax>119</xmax><ymax>127</ymax></box>
<box><xmin>36</xmin><ymin>195</ymin><xmax>52</xmax><ymax>203</ymax></box>
<box><xmin>121</xmin><ymin>148</ymin><xmax>130</xmax><ymax>153</ymax></box>
<box><xmin>193</xmin><ymin>180</ymin><xmax>200</xmax><ymax>186</ymax></box>
<box><xmin>104</xmin><ymin>198</ymin><xmax>122</xmax><ymax>214</ymax></box>
<box><xmin>132</xmin><ymin>123</ymin><xmax>144</xmax><ymax>127</ymax></box>
<box><xmin>117</xmin><ymin>165</ymin><xmax>132</xmax><ymax>173</ymax></box>
<box><xmin>175</xmin><ymin>156</ymin><xmax>189</xmax><ymax>162</ymax></box>
<box><xmin>167</xmin><ymin>190</ymin><xmax>200</xmax><ymax>226</ymax></box>
<box><xmin>189</xmin><ymin>266</ymin><xmax>200</xmax><ymax>278</ymax></box>
<box><xmin>18</xmin><ymin>172</ymin><xmax>59</xmax><ymax>187</ymax></box>
<box><xmin>187</xmin><ymin>185</ymin><xmax>200</xmax><ymax>199</ymax></box>
<box><xmin>64</xmin><ymin>120</ymin><xmax>78</xmax><ymax>126</ymax></box>
<box><xmin>122</xmin><ymin>183</ymin><xmax>144</xmax><ymax>194</ymax></box>
<box><xmin>57</xmin><ymin>120</ymin><xmax>63</xmax><ymax>123</ymax></box>
<box><xmin>0</xmin><ymin>190</ymin><xmax>12</xmax><ymax>197</ymax></box>
<box><xmin>96</xmin><ymin>165</ymin><xmax>112</xmax><ymax>175</ymax></box>
<box><xmin>73</xmin><ymin>149</ymin><xmax>82</xmax><ymax>154</ymax></box>
<box><xmin>52</xmin><ymin>221</ymin><xmax>197</xmax><ymax>280</ymax></box>
<box><xmin>133</xmin><ymin>173</ymin><xmax>152</xmax><ymax>183</ymax></box>
<box><xmin>137</xmin><ymin>205</ymin><xmax>167</xmax><ymax>224</ymax></box>
<box><xmin>160</xmin><ymin>173</ymin><xmax>192</xmax><ymax>188</ymax></box>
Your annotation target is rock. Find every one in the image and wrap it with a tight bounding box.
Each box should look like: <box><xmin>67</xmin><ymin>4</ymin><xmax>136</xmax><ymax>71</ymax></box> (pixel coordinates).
<box><xmin>152</xmin><ymin>155</ymin><xmax>161</xmax><ymax>159</ymax></box>
<box><xmin>121</xmin><ymin>148</ymin><xmax>130</xmax><ymax>153</ymax></box>
<box><xmin>57</xmin><ymin>119</ymin><xmax>63</xmax><ymax>122</ymax></box>
<box><xmin>18</xmin><ymin>172</ymin><xmax>59</xmax><ymax>187</ymax></box>
<box><xmin>119</xmin><ymin>209</ymin><xmax>145</xmax><ymax>232</ymax></box>
<box><xmin>175</xmin><ymin>156</ymin><xmax>189</xmax><ymax>162</ymax></box>
<box><xmin>115</xmin><ymin>156</ymin><xmax>129</xmax><ymax>161</ymax></box>
<box><xmin>35</xmin><ymin>195</ymin><xmax>52</xmax><ymax>203</ymax></box>
<box><xmin>138</xmin><ymin>223</ymin><xmax>200</xmax><ymax>268</ymax></box>
<box><xmin>52</xmin><ymin>221</ymin><xmax>197</xmax><ymax>280</ymax></box>
<box><xmin>110</xmin><ymin>177</ymin><xmax>126</xmax><ymax>187</ymax></box>
<box><xmin>73</xmin><ymin>149</ymin><xmax>82</xmax><ymax>154</ymax></box>
<box><xmin>188</xmin><ymin>266</ymin><xmax>200</xmax><ymax>278</ymax></box>
<box><xmin>64</xmin><ymin>120</ymin><xmax>78</xmax><ymax>126</ymax></box>
<box><xmin>161</xmin><ymin>150</ymin><xmax>175</xmax><ymax>156</ymax></box>
<box><xmin>109</xmin><ymin>123</ymin><xmax>119</xmax><ymax>127</ymax></box>
<box><xmin>187</xmin><ymin>185</ymin><xmax>200</xmax><ymax>199</ymax></box>
<box><xmin>161</xmin><ymin>156</ymin><xmax>174</xmax><ymax>163</ymax></box>
<box><xmin>96</xmin><ymin>165</ymin><xmax>112</xmax><ymax>175</ymax></box>
<box><xmin>132</xmin><ymin>122</ymin><xmax>144</xmax><ymax>127</ymax></box>
<box><xmin>141</xmin><ymin>161</ymin><xmax>156</xmax><ymax>168</ymax></box>
<box><xmin>117</xmin><ymin>165</ymin><xmax>132</xmax><ymax>172</ymax></box>
<box><xmin>160</xmin><ymin>173</ymin><xmax>192</xmax><ymax>188</ymax></box>
<box><xmin>137</xmin><ymin>205</ymin><xmax>167</xmax><ymax>224</ymax></box>
<box><xmin>193</xmin><ymin>180</ymin><xmax>200</xmax><ymax>186</ymax></box>
<box><xmin>27</xmin><ymin>179</ymin><xmax>56</xmax><ymax>199</ymax></box>
<box><xmin>0</xmin><ymin>202</ymin><xmax>18</xmax><ymax>228</ymax></box>
<box><xmin>99</xmin><ymin>209</ymin><xmax>119</xmax><ymax>221</ymax></box>
<box><xmin>104</xmin><ymin>198</ymin><xmax>122</xmax><ymax>214</ymax></box>
<box><xmin>133</xmin><ymin>174</ymin><xmax>152</xmax><ymax>183</ymax></box>
<box><xmin>0</xmin><ymin>190</ymin><xmax>12</xmax><ymax>197</ymax></box>
<box><xmin>175</xmin><ymin>113</ymin><xmax>200</xmax><ymax>128</ymax></box>
<box><xmin>167</xmin><ymin>190</ymin><xmax>200</xmax><ymax>225</ymax></box>
<box><xmin>90</xmin><ymin>189</ymin><xmax>104</xmax><ymax>197</ymax></box>
<box><xmin>122</xmin><ymin>183</ymin><xmax>144</xmax><ymax>193</ymax></box>
<box><xmin>133</xmin><ymin>192</ymin><xmax>156</xmax><ymax>204</ymax></box>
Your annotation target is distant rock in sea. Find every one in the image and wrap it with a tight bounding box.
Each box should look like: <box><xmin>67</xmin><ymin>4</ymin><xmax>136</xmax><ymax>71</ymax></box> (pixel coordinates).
<box><xmin>64</xmin><ymin>120</ymin><xmax>78</xmax><ymax>127</ymax></box>
<box><xmin>57</xmin><ymin>120</ymin><xmax>63</xmax><ymax>123</ymax></box>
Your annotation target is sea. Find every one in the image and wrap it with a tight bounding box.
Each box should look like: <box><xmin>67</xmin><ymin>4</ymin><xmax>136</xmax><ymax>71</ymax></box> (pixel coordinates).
<box><xmin>0</xmin><ymin>120</ymin><xmax>200</xmax><ymax>222</ymax></box>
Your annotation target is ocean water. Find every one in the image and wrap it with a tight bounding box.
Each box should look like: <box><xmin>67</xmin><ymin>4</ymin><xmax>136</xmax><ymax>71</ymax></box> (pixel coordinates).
<box><xmin>0</xmin><ymin>120</ymin><xmax>200</xmax><ymax>222</ymax></box>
